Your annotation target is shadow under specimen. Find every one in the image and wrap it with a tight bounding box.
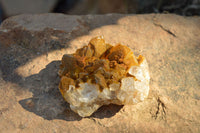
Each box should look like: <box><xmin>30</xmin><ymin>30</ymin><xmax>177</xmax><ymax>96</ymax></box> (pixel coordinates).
<box><xmin>18</xmin><ymin>61</ymin><xmax>123</xmax><ymax>121</ymax></box>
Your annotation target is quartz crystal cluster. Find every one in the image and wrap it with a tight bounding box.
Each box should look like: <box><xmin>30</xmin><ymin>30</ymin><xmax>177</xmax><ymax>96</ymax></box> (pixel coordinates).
<box><xmin>59</xmin><ymin>37</ymin><xmax>150</xmax><ymax>117</ymax></box>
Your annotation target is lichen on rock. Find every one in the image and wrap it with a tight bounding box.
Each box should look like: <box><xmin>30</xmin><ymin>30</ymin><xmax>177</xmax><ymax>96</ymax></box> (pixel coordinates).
<box><xmin>59</xmin><ymin>36</ymin><xmax>150</xmax><ymax>117</ymax></box>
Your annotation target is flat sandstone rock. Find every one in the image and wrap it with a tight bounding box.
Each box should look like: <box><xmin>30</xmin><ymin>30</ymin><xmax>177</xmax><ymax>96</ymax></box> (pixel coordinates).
<box><xmin>0</xmin><ymin>13</ymin><xmax>199</xmax><ymax>132</ymax></box>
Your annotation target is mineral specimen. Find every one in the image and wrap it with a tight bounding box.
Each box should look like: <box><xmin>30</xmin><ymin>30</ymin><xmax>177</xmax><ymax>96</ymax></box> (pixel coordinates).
<box><xmin>59</xmin><ymin>36</ymin><xmax>150</xmax><ymax>117</ymax></box>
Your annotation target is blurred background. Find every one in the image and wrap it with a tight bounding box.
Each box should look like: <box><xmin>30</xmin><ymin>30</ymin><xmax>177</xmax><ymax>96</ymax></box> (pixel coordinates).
<box><xmin>0</xmin><ymin>0</ymin><xmax>199</xmax><ymax>23</ymax></box>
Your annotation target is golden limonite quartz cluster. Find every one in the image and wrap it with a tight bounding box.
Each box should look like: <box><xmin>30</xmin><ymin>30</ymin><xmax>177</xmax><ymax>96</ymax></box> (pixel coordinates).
<box><xmin>59</xmin><ymin>36</ymin><xmax>150</xmax><ymax>117</ymax></box>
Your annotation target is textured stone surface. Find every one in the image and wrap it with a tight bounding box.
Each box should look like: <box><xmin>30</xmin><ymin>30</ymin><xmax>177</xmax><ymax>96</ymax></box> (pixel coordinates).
<box><xmin>59</xmin><ymin>37</ymin><xmax>150</xmax><ymax>117</ymax></box>
<box><xmin>0</xmin><ymin>13</ymin><xmax>200</xmax><ymax>132</ymax></box>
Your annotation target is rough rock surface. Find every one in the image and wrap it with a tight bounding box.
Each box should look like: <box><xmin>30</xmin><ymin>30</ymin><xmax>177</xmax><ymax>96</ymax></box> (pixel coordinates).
<box><xmin>0</xmin><ymin>13</ymin><xmax>199</xmax><ymax>132</ymax></box>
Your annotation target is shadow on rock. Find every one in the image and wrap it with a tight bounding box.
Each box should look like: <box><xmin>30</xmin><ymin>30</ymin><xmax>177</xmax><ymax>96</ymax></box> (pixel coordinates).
<box><xmin>0</xmin><ymin>13</ymin><xmax>125</xmax><ymax>121</ymax></box>
<box><xmin>19</xmin><ymin>61</ymin><xmax>123</xmax><ymax>121</ymax></box>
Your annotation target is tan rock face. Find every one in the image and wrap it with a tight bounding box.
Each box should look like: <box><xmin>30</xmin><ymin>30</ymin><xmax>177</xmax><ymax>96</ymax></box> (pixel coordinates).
<box><xmin>59</xmin><ymin>36</ymin><xmax>150</xmax><ymax>117</ymax></box>
<box><xmin>0</xmin><ymin>14</ymin><xmax>200</xmax><ymax>132</ymax></box>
